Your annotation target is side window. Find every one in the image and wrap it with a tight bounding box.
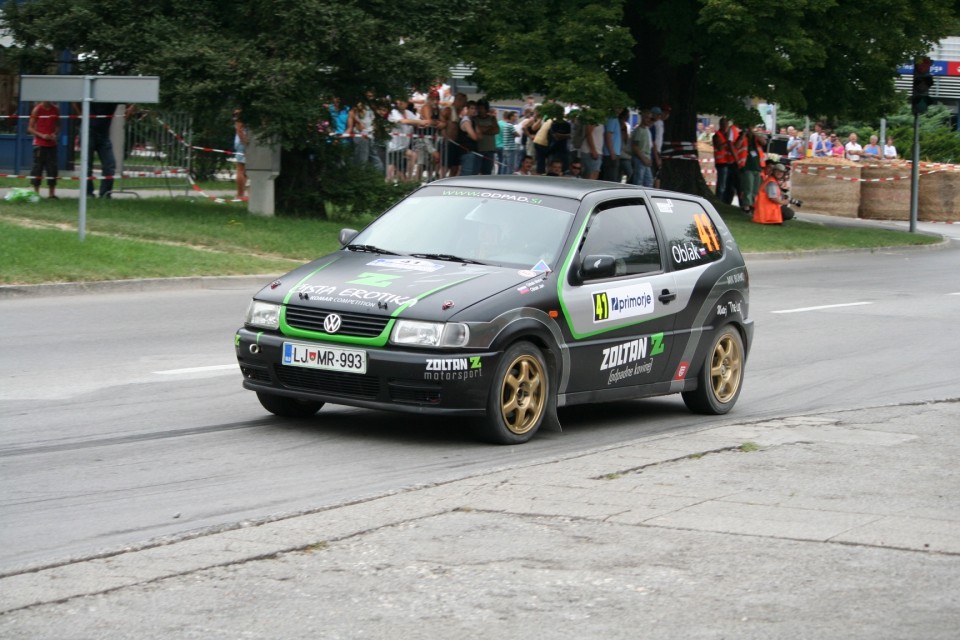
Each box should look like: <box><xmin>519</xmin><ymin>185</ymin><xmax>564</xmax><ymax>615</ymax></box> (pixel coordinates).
<box><xmin>651</xmin><ymin>197</ymin><xmax>724</xmax><ymax>271</ymax></box>
<box><xmin>580</xmin><ymin>200</ymin><xmax>661</xmax><ymax>277</ymax></box>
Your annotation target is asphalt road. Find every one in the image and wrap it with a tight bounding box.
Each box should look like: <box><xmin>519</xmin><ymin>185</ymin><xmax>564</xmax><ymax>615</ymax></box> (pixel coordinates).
<box><xmin>1</xmin><ymin>238</ymin><xmax>958</xmax><ymax>574</ymax></box>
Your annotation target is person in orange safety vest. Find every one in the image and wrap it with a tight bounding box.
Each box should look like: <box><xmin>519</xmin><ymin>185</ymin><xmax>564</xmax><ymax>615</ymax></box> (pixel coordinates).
<box><xmin>753</xmin><ymin>163</ymin><xmax>794</xmax><ymax>224</ymax></box>
<box><xmin>712</xmin><ymin>117</ymin><xmax>741</xmax><ymax>205</ymax></box>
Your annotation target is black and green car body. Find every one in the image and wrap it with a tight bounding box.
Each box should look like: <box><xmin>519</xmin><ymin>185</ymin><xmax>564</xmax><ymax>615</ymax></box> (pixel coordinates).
<box><xmin>236</xmin><ymin>176</ymin><xmax>753</xmax><ymax>444</ymax></box>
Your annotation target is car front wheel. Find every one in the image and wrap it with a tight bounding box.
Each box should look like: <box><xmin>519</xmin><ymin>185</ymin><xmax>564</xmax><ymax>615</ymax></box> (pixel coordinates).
<box><xmin>256</xmin><ymin>391</ymin><xmax>324</xmax><ymax>418</ymax></box>
<box><xmin>682</xmin><ymin>327</ymin><xmax>744</xmax><ymax>415</ymax></box>
<box><xmin>482</xmin><ymin>341</ymin><xmax>549</xmax><ymax>444</ymax></box>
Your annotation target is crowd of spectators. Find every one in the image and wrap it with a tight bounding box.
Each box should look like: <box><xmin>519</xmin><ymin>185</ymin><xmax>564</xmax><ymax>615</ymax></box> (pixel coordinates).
<box><xmin>324</xmin><ymin>86</ymin><xmax>673</xmax><ymax>184</ymax></box>
<box><xmin>324</xmin><ymin>85</ymin><xmax>902</xmax><ymax>202</ymax></box>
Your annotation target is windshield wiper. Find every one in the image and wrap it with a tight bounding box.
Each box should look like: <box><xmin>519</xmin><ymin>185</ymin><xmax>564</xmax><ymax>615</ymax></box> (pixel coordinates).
<box><xmin>346</xmin><ymin>244</ymin><xmax>398</xmax><ymax>255</ymax></box>
<box><xmin>409</xmin><ymin>253</ymin><xmax>487</xmax><ymax>265</ymax></box>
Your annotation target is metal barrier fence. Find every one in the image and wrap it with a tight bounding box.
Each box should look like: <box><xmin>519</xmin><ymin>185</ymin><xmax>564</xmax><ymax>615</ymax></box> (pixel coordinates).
<box><xmin>113</xmin><ymin>110</ymin><xmax>192</xmax><ymax>197</ymax></box>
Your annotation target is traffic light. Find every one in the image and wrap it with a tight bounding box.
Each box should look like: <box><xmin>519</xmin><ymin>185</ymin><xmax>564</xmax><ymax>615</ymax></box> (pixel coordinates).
<box><xmin>912</xmin><ymin>56</ymin><xmax>934</xmax><ymax>115</ymax></box>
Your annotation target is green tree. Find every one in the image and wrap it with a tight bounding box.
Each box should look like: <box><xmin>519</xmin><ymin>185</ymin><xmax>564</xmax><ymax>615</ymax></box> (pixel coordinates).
<box><xmin>2</xmin><ymin>0</ymin><xmax>478</xmax><ymax>214</ymax></box>
<box><xmin>465</xmin><ymin>0</ymin><xmax>956</xmax><ymax>195</ymax></box>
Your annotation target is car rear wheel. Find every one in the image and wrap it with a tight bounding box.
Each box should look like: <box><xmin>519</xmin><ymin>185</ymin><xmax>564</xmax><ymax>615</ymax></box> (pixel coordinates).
<box><xmin>482</xmin><ymin>342</ymin><xmax>548</xmax><ymax>444</ymax></box>
<box><xmin>682</xmin><ymin>326</ymin><xmax>744</xmax><ymax>415</ymax></box>
<box><xmin>256</xmin><ymin>391</ymin><xmax>324</xmax><ymax>418</ymax></box>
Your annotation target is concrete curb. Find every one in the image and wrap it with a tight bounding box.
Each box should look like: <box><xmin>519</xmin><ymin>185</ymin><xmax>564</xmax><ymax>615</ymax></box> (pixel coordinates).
<box><xmin>0</xmin><ymin>274</ymin><xmax>279</xmax><ymax>299</ymax></box>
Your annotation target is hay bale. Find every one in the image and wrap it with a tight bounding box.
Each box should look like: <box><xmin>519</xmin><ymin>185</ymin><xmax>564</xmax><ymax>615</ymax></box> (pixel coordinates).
<box><xmin>698</xmin><ymin>144</ymin><xmax>716</xmax><ymax>192</ymax></box>
<box><xmin>791</xmin><ymin>160</ymin><xmax>861</xmax><ymax>217</ymax></box>
<box><xmin>919</xmin><ymin>168</ymin><xmax>960</xmax><ymax>222</ymax></box>
<box><xmin>859</xmin><ymin>163</ymin><xmax>912</xmax><ymax>220</ymax></box>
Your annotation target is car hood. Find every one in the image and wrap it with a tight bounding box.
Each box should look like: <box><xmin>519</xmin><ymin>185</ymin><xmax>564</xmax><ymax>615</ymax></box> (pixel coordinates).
<box><xmin>255</xmin><ymin>251</ymin><xmax>550</xmax><ymax>322</ymax></box>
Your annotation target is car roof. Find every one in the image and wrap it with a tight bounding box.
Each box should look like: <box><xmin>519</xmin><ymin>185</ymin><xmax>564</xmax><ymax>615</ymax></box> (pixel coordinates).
<box><xmin>429</xmin><ymin>175</ymin><xmax>646</xmax><ymax>201</ymax></box>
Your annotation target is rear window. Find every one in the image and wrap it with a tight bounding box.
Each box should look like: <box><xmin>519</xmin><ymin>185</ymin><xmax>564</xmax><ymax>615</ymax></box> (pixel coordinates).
<box><xmin>650</xmin><ymin>197</ymin><xmax>724</xmax><ymax>271</ymax></box>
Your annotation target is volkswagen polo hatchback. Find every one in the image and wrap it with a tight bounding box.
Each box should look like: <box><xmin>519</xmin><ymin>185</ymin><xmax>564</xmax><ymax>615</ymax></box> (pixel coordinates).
<box><xmin>236</xmin><ymin>176</ymin><xmax>753</xmax><ymax>444</ymax></box>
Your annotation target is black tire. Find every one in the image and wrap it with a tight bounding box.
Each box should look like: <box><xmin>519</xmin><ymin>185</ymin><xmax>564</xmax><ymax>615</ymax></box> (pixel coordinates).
<box><xmin>256</xmin><ymin>391</ymin><xmax>324</xmax><ymax>418</ymax></box>
<box><xmin>682</xmin><ymin>326</ymin><xmax>745</xmax><ymax>415</ymax></box>
<box><xmin>482</xmin><ymin>341</ymin><xmax>549</xmax><ymax>445</ymax></box>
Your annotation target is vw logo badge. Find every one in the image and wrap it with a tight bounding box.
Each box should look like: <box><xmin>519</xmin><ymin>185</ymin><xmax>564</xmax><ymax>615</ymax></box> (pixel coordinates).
<box><xmin>323</xmin><ymin>313</ymin><xmax>342</xmax><ymax>334</ymax></box>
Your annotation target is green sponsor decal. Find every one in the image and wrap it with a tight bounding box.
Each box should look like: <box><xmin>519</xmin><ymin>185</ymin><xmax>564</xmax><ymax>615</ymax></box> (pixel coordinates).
<box><xmin>470</xmin><ymin>356</ymin><xmax>482</xmax><ymax>369</ymax></box>
<box><xmin>651</xmin><ymin>332</ymin><xmax>665</xmax><ymax>356</ymax></box>
<box><xmin>347</xmin><ymin>272</ymin><xmax>401</xmax><ymax>288</ymax></box>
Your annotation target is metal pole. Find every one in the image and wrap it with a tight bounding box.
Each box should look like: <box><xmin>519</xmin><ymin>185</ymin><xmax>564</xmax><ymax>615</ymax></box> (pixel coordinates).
<box><xmin>909</xmin><ymin>112</ymin><xmax>920</xmax><ymax>233</ymax></box>
<box><xmin>879</xmin><ymin>118</ymin><xmax>886</xmax><ymax>155</ymax></box>
<box><xmin>79</xmin><ymin>76</ymin><xmax>91</xmax><ymax>241</ymax></box>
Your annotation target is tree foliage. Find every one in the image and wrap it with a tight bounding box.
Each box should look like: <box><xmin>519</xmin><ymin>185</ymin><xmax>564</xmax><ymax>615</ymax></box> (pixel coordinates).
<box><xmin>3</xmin><ymin>0</ymin><xmax>958</xmax><ymax>198</ymax></box>
<box><xmin>2</xmin><ymin>0</ymin><xmax>476</xmax><ymax>142</ymax></box>
<box><xmin>456</xmin><ymin>1</ymin><xmax>957</xmax><ymax>192</ymax></box>
<box><xmin>2</xmin><ymin>0</ymin><xmax>480</xmax><ymax>213</ymax></box>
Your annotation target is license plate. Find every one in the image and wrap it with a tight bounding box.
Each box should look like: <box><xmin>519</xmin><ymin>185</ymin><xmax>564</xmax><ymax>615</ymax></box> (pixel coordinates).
<box><xmin>282</xmin><ymin>342</ymin><xmax>367</xmax><ymax>374</ymax></box>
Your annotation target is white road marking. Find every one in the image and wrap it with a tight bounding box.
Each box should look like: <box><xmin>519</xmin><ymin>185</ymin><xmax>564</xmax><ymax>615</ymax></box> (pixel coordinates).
<box><xmin>772</xmin><ymin>301</ymin><xmax>874</xmax><ymax>314</ymax></box>
<box><xmin>154</xmin><ymin>364</ymin><xmax>238</xmax><ymax>375</ymax></box>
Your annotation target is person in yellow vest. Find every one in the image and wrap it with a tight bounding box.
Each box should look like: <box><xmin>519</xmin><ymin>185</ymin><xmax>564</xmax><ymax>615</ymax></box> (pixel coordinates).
<box><xmin>753</xmin><ymin>163</ymin><xmax>794</xmax><ymax>224</ymax></box>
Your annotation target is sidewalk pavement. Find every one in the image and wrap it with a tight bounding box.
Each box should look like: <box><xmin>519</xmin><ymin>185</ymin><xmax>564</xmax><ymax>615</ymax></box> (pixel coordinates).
<box><xmin>1</xmin><ymin>400</ymin><xmax>958</xmax><ymax>638</ymax></box>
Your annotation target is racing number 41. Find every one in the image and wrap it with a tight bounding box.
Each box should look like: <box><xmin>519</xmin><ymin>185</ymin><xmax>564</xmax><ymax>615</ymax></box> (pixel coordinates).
<box><xmin>594</xmin><ymin>292</ymin><xmax>609</xmax><ymax>321</ymax></box>
<box><xmin>694</xmin><ymin>214</ymin><xmax>721</xmax><ymax>252</ymax></box>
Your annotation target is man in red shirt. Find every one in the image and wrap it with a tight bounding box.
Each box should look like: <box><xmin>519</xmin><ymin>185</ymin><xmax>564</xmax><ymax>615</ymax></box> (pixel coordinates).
<box><xmin>27</xmin><ymin>101</ymin><xmax>60</xmax><ymax>199</ymax></box>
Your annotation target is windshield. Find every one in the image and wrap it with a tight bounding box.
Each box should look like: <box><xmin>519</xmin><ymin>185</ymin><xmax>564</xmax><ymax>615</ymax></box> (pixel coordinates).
<box><xmin>350</xmin><ymin>186</ymin><xmax>577</xmax><ymax>269</ymax></box>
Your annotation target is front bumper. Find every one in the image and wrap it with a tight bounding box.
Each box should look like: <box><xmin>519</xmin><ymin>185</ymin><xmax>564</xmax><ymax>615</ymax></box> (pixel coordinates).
<box><xmin>235</xmin><ymin>327</ymin><xmax>498</xmax><ymax>416</ymax></box>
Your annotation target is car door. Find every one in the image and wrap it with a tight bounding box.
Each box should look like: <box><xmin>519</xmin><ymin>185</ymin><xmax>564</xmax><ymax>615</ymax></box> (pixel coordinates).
<box><xmin>558</xmin><ymin>198</ymin><xmax>681</xmax><ymax>393</ymax></box>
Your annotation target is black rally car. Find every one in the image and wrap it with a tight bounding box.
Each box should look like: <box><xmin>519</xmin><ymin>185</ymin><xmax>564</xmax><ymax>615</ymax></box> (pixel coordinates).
<box><xmin>236</xmin><ymin>176</ymin><xmax>753</xmax><ymax>444</ymax></box>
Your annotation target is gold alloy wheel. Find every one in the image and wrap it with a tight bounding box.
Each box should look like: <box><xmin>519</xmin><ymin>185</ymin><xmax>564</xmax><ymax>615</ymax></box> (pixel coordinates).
<box><xmin>710</xmin><ymin>332</ymin><xmax>743</xmax><ymax>404</ymax></box>
<box><xmin>499</xmin><ymin>354</ymin><xmax>546</xmax><ymax>435</ymax></box>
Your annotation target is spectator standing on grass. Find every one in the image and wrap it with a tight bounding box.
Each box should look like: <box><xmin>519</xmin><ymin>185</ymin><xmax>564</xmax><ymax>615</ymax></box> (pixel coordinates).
<box><xmin>548</xmin><ymin>111</ymin><xmax>572</xmax><ymax>171</ymax></box>
<box><xmin>883</xmin><ymin>136</ymin><xmax>898</xmax><ymax>160</ymax></box>
<box><xmin>786</xmin><ymin>126</ymin><xmax>804</xmax><ymax>161</ymax></box>
<box><xmin>830</xmin><ymin>133</ymin><xmax>844</xmax><ymax>157</ymax></box>
<box><xmin>520</xmin><ymin>107</ymin><xmax>542</xmax><ymax>158</ymax></box>
<box><xmin>413</xmin><ymin>90</ymin><xmax>441</xmax><ymax>179</ymax></box>
<box><xmin>514</xmin><ymin>154</ymin><xmax>536</xmax><ymax>175</ymax></box>
<box><xmin>27</xmin><ymin>100</ymin><xmax>59</xmax><ymax>199</ymax></box>
<box><xmin>712</xmin><ymin>117</ymin><xmax>738</xmax><ymax>204</ymax></box>
<box><xmin>863</xmin><ymin>135</ymin><xmax>881</xmax><ymax>161</ymax></box>
<box><xmin>232</xmin><ymin>108</ymin><xmax>249</xmax><ymax>200</ymax></box>
<box><xmin>739</xmin><ymin>126</ymin><xmax>766</xmax><ymax>214</ymax></box>
<box><xmin>386</xmin><ymin>97</ymin><xmax>419</xmax><ymax>182</ymax></box>
<box><xmin>753</xmin><ymin>163</ymin><xmax>791</xmax><ymax>225</ymax></box>
<box><xmin>601</xmin><ymin>110</ymin><xmax>621</xmax><ymax>182</ymax></box>
<box><xmin>617</xmin><ymin>109</ymin><xmax>633</xmax><ymax>184</ymax></box>
<box><xmin>347</xmin><ymin>101</ymin><xmax>375</xmax><ymax>168</ymax></box>
<box><xmin>474</xmin><ymin>100</ymin><xmax>499</xmax><ymax>175</ymax></box>
<box><xmin>813</xmin><ymin>129</ymin><xmax>831</xmax><ymax>157</ymax></box>
<box><xmin>458</xmin><ymin>100</ymin><xmax>481</xmax><ymax>176</ymax></box>
<box><xmin>86</xmin><ymin>102</ymin><xmax>119</xmax><ymax>199</ymax></box>
<box><xmin>438</xmin><ymin>92</ymin><xmax>466</xmax><ymax>178</ymax></box>
<box><xmin>532</xmin><ymin>108</ymin><xmax>554</xmax><ymax>174</ymax></box>
<box><xmin>579</xmin><ymin>117</ymin><xmax>603</xmax><ymax>180</ymax></box>
<box><xmin>651</xmin><ymin>105</ymin><xmax>670</xmax><ymax>186</ymax></box>
<box><xmin>328</xmin><ymin>97</ymin><xmax>350</xmax><ymax>138</ymax></box>
<box><xmin>499</xmin><ymin>111</ymin><xmax>520</xmax><ymax>173</ymax></box>
<box><xmin>630</xmin><ymin>109</ymin><xmax>654</xmax><ymax>187</ymax></box>
<box><xmin>564</xmin><ymin>160</ymin><xmax>584</xmax><ymax>178</ymax></box>
<box><xmin>844</xmin><ymin>132</ymin><xmax>862</xmax><ymax>162</ymax></box>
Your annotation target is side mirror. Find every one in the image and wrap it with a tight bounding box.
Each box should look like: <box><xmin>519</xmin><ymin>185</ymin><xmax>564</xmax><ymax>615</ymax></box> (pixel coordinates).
<box><xmin>580</xmin><ymin>254</ymin><xmax>617</xmax><ymax>280</ymax></box>
<box><xmin>338</xmin><ymin>228</ymin><xmax>359</xmax><ymax>247</ymax></box>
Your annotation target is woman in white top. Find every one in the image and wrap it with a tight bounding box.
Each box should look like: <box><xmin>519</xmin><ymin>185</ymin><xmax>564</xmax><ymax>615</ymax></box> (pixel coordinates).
<box><xmin>387</xmin><ymin>98</ymin><xmax>420</xmax><ymax>181</ymax></box>
<box><xmin>883</xmin><ymin>136</ymin><xmax>898</xmax><ymax>160</ymax></box>
<box><xmin>348</xmin><ymin>101</ymin><xmax>378</xmax><ymax>168</ymax></box>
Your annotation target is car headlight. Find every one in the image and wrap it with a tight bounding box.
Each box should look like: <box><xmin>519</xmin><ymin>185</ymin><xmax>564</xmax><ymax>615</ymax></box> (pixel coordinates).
<box><xmin>245</xmin><ymin>300</ymin><xmax>280</xmax><ymax>330</ymax></box>
<box><xmin>391</xmin><ymin>320</ymin><xmax>470</xmax><ymax>347</ymax></box>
